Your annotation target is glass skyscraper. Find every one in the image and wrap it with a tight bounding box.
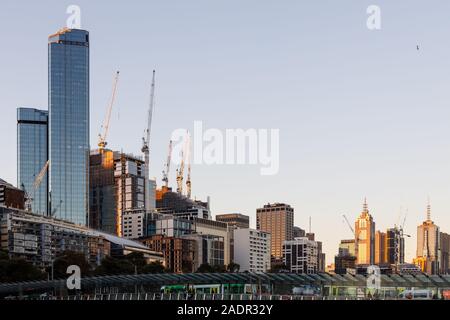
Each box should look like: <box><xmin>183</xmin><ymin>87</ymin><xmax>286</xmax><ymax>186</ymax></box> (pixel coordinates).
<box><xmin>17</xmin><ymin>108</ymin><xmax>48</xmax><ymax>215</ymax></box>
<box><xmin>48</xmin><ymin>28</ymin><xmax>90</xmax><ymax>225</ymax></box>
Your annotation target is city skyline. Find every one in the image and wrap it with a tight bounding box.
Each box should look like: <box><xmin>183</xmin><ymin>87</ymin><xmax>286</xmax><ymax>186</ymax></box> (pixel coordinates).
<box><xmin>2</xmin><ymin>1</ymin><xmax>450</xmax><ymax>264</ymax></box>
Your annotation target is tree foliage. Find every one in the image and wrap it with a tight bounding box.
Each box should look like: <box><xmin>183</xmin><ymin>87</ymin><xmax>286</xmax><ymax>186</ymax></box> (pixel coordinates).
<box><xmin>51</xmin><ymin>250</ymin><xmax>92</xmax><ymax>279</ymax></box>
<box><xmin>0</xmin><ymin>251</ymin><xmax>46</xmax><ymax>283</ymax></box>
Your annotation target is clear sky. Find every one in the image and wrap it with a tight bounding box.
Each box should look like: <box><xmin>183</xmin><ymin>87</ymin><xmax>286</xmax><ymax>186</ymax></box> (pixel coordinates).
<box><xmin>1</xmin><ymin>0</ymin><xmax>450</xmax><ymax>264</ymax></box>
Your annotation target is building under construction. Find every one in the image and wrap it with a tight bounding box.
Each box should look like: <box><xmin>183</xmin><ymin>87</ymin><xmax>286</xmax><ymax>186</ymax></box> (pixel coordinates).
<box><xmin>89</xmin><ymin>149</ymin><xmax>155</xmax><ymax>236</ymax></box>
<box><xmin>155</xmin><ymin>186</ymin><xmax>210</xmax><ymax>220</ymax></box>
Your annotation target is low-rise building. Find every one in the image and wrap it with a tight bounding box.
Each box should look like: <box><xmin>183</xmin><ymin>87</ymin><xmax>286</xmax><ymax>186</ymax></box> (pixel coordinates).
<box><xmin>334</xmin><ymin>255</ymin><xmax>357</xmax><ymax>275</ymax></box>
<box><xmin>216</xmin><ymin>213</ymin><xmax>249</xmax><ymax>229</ymax></box>
<box><xmin>0</xmin><ymin>206</ymin><xmax>163</xmax><ymax>268</ymax></box>
<box><xmin>193</xmin><ymin>217</ymin><xmax>231</xmax><ymax>266</ymax></box>
<box><xmin>182</xmin><ymin>234</ymin><xmax>225</xmax><ymax>270</ymax></box>
<box><xmin>140</xmin><ymin>235</ymin><xmax>196</xmax><ymax>273</ymax></box>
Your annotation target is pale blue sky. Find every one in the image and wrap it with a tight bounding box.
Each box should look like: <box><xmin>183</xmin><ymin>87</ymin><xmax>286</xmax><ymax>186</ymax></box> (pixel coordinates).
<box><xmin>1</xmin><ymin>1</ymin><xmax>450</xmax><ymax>263</ymax></box>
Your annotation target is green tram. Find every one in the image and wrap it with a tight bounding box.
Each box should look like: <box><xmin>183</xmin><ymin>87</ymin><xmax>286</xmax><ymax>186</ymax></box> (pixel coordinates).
<box><xmin>161</xmin><ymin>283</ymin><xmax>270</xmax><ymax>295</ymax></box>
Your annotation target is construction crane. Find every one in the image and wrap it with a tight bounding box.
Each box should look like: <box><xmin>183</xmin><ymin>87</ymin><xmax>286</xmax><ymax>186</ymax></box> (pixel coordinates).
<box><xmin>343</xmin><ymin>214</ymin><xmax>361</xmax><ymax>241</ymax></box>
<box><xmin>162</xmin><ymin>140</ymin><xmax>173</xmax><ymax>188</ymax></box>
<box><xmin>142</xmin><ymin>70</ymin><xmax>156</xmax><ymax>211</ymax></box>
<box><xmin>98</xmin><ymin>71</ymin><xmax>120</xmax><ymax>151</ymax></box>
<box><xmin>392</xmin><ymin>209</ymin><xmax>410</xmax><ymax>266</ymax></box>
<box><xmin>185</xmin><ymin>132</ymin><xmax>192</xmax><ymax>199</ymax></box>
<box><xmin>24</xmin><ymin>160</ymin><xmax>50</xmax><ymax>212</ymax></box>
<box><xmin>176</xmin><ymin>131</ymin><xmax>189</xmax><ymax>195</ymax></box>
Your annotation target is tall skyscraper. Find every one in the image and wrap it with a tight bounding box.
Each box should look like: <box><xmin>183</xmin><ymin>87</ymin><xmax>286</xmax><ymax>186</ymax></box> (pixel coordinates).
<box><xmin>374</xmin><ymin>231</ymin><xmax>386</xmax><ymax>265</ymax></box>
<box><xmin>17</xmin><ymin>108</ymin><xmax>48</xmax><ymax>215</ymax></box>
<box><xmin>355</xmin><ymin>199</ymin><xmax>375</xmax><ymax>265</ymax></box>
<box><xmin>416</xmin><ymin>202</ymin><xmax>440</xmax><ymax>274</ymax></box>
<box><xmin>48</xmin><ymin>28</ymin><xmax>90</xmax><ymax>225</ymax></box>
<box><xmin>256</xmin><ymin>203</ymin><xmax>294</xmax><ymax>264</ymax></box>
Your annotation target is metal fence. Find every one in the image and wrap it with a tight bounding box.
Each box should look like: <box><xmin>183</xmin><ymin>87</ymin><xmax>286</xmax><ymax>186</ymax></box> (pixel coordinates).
<box><xmin>18</xmin><ymin>293</ymin><xmax>378</xmax><ymax>301</ymax></box>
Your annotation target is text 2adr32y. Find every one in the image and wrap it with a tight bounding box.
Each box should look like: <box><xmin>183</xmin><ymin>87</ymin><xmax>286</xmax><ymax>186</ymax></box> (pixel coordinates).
<box><xmin>222</xmin><ymin>304</ymin><xmax>273</xmax><ymax>316</ymax></box>
<box><xmin>177</xmin><ymin>304</ymin><xmax>273</xmax><ymax>318</ymax></box>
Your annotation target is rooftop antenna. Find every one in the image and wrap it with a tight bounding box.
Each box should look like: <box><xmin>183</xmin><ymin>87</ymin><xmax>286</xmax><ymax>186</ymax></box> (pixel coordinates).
<box><xmin>309</xmin><ymin>216</ymin><xmax>312</xmax><ymax>234</ymax></box>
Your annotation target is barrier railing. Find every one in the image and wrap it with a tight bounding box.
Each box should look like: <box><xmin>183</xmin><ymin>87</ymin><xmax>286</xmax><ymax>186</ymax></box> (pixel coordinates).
<box><xmin>22</xmin><ymin>294</ymin><xmax>383</xmax><ymax>301</ymax></box>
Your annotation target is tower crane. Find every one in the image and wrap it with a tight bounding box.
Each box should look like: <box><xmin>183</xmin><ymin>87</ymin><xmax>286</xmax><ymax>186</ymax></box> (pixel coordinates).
<box><xmin>185</xmin><ymin>132</ymin><xmax>192</xmax><ymax>199</ymax></box>
<box><xmin>142</xmin><ymin>70</ymin><xmax>156</xmax><ymax>211</ymax></box>
<box><xmin>176</xmin><ymin>131</ymin><xmax>189</xmax><ymax>195</ymax></box>
<box><xmin>343</xmin><ymin>214</ymin><xmax>360</xmax><ymax>241</ymax></box>
<box><xmin>162</xmin><ymin>140</ymin><xmax>173</xmax><ymax>188</ymax></box>
<box><xmin>392</xmin><ymin>209</ymin><xmax>410</xmax><ymax>266</ymax></box>
<box><xmin>98</xmin><ymin>71</ymin><xmax>120</xmax><ymax>151</ymax></box>
<box><xmin>24</xmin><ymin>160</ymin><xmax>50</xmax><ymax>212</ymax></box>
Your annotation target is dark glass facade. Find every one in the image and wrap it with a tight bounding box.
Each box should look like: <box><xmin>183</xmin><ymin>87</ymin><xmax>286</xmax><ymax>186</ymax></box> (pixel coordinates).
<box><xmin>48</xmin><ymin>28</ymin><xmax>89</xmax><ymax>225</ymax></box>
<box><xmin>17</xmin><ymin>108</ymin><xmax>48</xmax><ymax>215</ymax></box>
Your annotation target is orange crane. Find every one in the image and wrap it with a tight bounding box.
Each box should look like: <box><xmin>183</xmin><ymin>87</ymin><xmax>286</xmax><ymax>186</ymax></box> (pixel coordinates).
<box><xmin>98</xmin><ymin>71</ymin><xmax>120</xmax><ymax>151</ymax></box>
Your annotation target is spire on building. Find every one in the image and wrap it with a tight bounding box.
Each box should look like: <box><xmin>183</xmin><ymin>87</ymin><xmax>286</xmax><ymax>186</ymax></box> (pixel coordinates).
<box><xmin>362</xmin><ymin>197</ymin><xmax>369</xmax><ymax>215</ymax></box>
<box><xmin>426</xmin><ymin>196</ymin><xmax>431</xmax><ymax>222</ymax></box>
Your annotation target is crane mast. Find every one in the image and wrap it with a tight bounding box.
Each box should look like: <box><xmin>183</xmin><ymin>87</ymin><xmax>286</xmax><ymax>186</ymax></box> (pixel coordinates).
<box><xmin>176</xmin><ymin>150</ymin><xmax>185</xmax><ymax>195</ymax></box>
<box><xmin>98</xmin><ymin>71</ymin><xmax>120</xmax><ymax>150</ymax></box>
<box><xmin>162</xmin><ymin>140</ymin><xmax>173</xmax><ymax>188</ymax></box>
<box><xmin>142</xmin><ymin>70</ymin><xmax>156</xmax><ymax>211</ymax></box>
<box><xmin>24</xmin><ymin>160</ymin><xmax>50</xmax><ymax>212</ymax></box>
<box><xmin>176</xmin><ymin>132</ymin><xmax>189</xmax><ymax>195</ymax></box>
<box><xmin>185</xmin><ymin>132</ymin><xmax>192</xmax><ymax>199</ymax></box>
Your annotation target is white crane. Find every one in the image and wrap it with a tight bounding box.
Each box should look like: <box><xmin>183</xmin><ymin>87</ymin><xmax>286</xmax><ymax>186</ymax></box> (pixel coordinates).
<box><xmin>142</xmin><ymin>70</ymin><xmax>156</xmax><ymax>211</ymax></box>
<box><xmin>98</xmin><ymin>71</ymin><xmax>120</xmax><ymax>150</ymax></box>
<box><xmin>24</xmin><ymin>160</ymin><xmax>50</xmax><ymax>212</ymax></box>
<box><xmin>162</xmin><ymin>140</ymin><xmax>173</xmax><ymax>188</ymax></box>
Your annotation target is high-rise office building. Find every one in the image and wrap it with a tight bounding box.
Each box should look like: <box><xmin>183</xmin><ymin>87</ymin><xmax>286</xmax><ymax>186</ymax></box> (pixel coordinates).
<box><xmin>440</xmin><ymin>232</ymin><xmax>450</xmax><ymax>274</ymax></box>
<box><xmin>355</xmin><ymin>199</ymin><xmax>375</xmax><ymax>265</ymax></box>
<box><xmin>283</xmin><ymin>237</ymin><xmax>318</xmax><ymax>274</ymax></box>
<box><xmin>375</xmin><ymin>231</ymin><xmax>387</xmax><ymax>265</ymax></box>
<box><xmin>233</xmin><ymin>228</ymin><xmax>271</xmax><ymax>272</ymax></box>
<box><xmin>256</xmin><ymin>203</ymin><xmax>294</xmax><ymax>264</ymax></box>
<box><xmin>416</xmin><ymin>202</ymin><xmax>440</xmax><ymax>274</ymax></box>
<box><xmin>48</xmin><ymin>28</ymin><xmax>90</xmax><ymax>225</ymax></box>
<box><xmin>17</xmin><ymin>108</ymin><xmax>48</xmax><ymax>215</ymax></box>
